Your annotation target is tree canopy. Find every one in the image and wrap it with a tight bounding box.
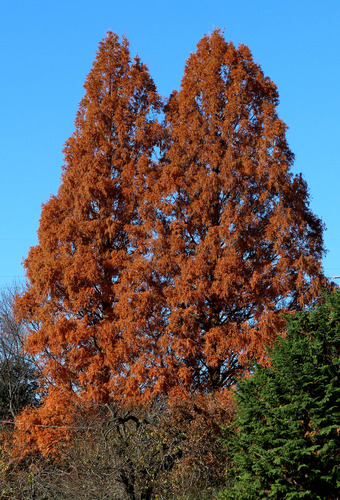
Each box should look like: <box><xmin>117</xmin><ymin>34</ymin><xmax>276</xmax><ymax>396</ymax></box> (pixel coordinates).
<box><xmin>14</xmin><ymin>30</ymin><xmax>327</xmax><ymax>454</ymax></box>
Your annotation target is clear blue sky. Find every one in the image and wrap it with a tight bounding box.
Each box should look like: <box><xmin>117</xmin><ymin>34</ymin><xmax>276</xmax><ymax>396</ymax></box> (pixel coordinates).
<box><xmin>0</xmin><ymin>0</ymin><xmax>339</xmax><ymax>287</ymax></box>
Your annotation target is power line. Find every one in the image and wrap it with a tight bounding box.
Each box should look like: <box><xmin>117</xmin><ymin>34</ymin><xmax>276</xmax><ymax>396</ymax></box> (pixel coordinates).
<box><xmin>0</xmin><ymin>420</ymin><xmax>92</xmax><ymax>430</ymax></box>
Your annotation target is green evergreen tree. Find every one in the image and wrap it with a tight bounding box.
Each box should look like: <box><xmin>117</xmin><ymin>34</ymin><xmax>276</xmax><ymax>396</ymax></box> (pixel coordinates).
<box><xmin>222</xmin><ymin>290</ymin><xmax>340</xmax><ymax>499</ymax></box>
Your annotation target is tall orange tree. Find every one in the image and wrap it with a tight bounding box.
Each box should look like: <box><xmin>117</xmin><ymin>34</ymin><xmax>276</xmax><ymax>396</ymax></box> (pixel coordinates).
<box><xmin>115</xmin><ymin>30</ymin><xmax>327</xmax><ymax>398</ymax></box>
<box><xmin>14</xmin><ymin>31</ymin><xmax>327</xmax><ymax>453</ymax></box>
<box><xmin>14</xmin><ymin>32</ymin><xmax>162</xmax><ymax>450</ymax></box>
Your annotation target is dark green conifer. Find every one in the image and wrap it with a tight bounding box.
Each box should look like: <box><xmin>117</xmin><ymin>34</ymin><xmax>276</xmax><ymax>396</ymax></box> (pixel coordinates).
<box><xmin>223</xmin><ymin>290</ymin><xmax>340</xmax><ymax>499</ymax></box>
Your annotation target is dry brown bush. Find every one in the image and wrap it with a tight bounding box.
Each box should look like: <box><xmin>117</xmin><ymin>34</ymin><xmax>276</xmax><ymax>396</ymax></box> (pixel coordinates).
<box><xmin>1</xmin><ymin>395</ymin><xmax>235</xmax><ymax>499</ymax></box>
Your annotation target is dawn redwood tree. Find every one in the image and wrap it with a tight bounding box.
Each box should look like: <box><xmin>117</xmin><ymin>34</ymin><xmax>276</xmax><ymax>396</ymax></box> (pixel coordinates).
<box><xmin>116</xmin><ymin>30</ymin><xmax>327</xmax><ymax>398</ymax></box>
<box><xmin>14</xmin><ymin>32</ymin><xmax>162</xmax><ymax>451</ymax></box>
<box><xmin>13</xmin><ymin>30</ymin><xmax>328</xmax><ymax>454</ymax></box>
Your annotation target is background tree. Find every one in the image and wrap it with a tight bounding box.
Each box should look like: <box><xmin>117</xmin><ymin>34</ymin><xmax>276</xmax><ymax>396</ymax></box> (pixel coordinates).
<box><xmin>222</xmin><ymin>289</ymin><xmax>340</xmax><ymax>499</ymax></box>
<box><xmin>0</xmin><ymin>284</ymin><xmax>38</xmax><ymax>420</ymax></box>
<box><xmin>14</xmin><ymin>32</ymin><xmax>162</xmax><ymax>453</ymax></box>
<box><xmin>116</xmin><ymin>29</ymin><xmax>327</xmax><ymax>397</ymax></box>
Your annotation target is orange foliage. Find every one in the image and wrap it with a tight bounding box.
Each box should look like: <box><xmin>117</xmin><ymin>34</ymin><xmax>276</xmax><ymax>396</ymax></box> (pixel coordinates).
<box><xmin>113</xmin><ymin>30</ymin><xmax>327</xmax><ymax>397</ymax></box>
<box><xmin>14</xmin><ymin>30</ymin><xmax>327</xmax><ymax>454</ymax></box>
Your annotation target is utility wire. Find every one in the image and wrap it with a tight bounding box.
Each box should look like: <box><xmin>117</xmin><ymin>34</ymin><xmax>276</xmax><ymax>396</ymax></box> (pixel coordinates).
<box><xmin>0</xmin><ymin>420</ymin><xmax>92</xmax><ymax>430</ymax></box>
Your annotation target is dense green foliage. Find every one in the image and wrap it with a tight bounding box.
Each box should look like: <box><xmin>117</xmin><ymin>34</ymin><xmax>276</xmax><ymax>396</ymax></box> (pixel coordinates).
<box><xmin>222</xmin><ymin>290</ymin><xmax>340</xmax><ymax>499</ymax></box>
